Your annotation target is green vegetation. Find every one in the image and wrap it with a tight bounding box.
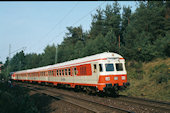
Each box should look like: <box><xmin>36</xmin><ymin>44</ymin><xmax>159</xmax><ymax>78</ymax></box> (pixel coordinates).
<box><xmin>0</xmin><ymin>82</ymin><xmax>39</xmax><ymax>113</ymax></box>
<box><xmin>0</xmin><ymin>1</ymin><xmax>169</xmax><ymax>102</ymax></box>
<box><xmin>120</xmin><ymin>58</ymin><xmax>170</xmax><ymax>102</ymax></box>
<box><xmin>1</xmin><ymin>1</ymin><xmax>169</xmax><ymax>74</ymax></box>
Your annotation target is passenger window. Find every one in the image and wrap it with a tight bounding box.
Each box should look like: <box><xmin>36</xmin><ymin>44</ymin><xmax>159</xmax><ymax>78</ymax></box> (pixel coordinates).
<box><xmin>93</xmin><ymin>64</ymin><xmax>97</xmax><ymax>73</ymax></box>
<box><xmin>68</xmin><ymin>68</ymin><xmax>71</xmax><ymax>75</ymax></box>
<box><xmin>52</xmin><ymin>71</ymin><xmax>53</xmax><ymax>76</ymax></box>
<box><xmin>56</xmin><ymin>70</ymin><xmax>58</xmax><ymax>76</ymax></box>
<box><xmin>59</xmin><ymin>70</ymin><xmax>61</xmax><ymax>76</ymax></box>
<box><xmin>116</xmin><ymin>63</ymin><xmax>123</xmax><ymax>71</ymax></box>
<box><xmin>62</xmin><ymin>69</ymin><xmax>64</xmax><ymax>76</ymax></box>
<box><xmin>65</xmin><ymin>69</ymin><xmax>67</xmax><ymax>76</ymax></box>
<box><xmin>105</xmin><ymin>64</ymin><xmax>114</xmax><ymax>71</ymax></box>
<box><xmin>99</xmin><ymin>64</ymin><xmax>103</xmax><ymax>72</ymax></box>
<box><xmin>74</xmin><ymin>67</ymin><xmax>77</xmax><ymax>75</ymax></box>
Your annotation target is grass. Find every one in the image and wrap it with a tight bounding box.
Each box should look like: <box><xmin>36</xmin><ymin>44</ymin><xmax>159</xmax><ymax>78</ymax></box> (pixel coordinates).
<box><xmin>120</xmin><ymin>57</ymin><xmax>170</xmax><ymax>102</ymax></box>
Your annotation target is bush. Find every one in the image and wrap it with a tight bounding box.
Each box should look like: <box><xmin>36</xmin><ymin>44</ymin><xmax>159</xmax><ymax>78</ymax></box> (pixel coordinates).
<box><xmin>156</xmin><ymin>74</ymin><xmax>168</xmax><ymax>84</ymax></box>
<box><xmin>0</xmin><ymin>82</ymin><xmax>39</xmax><ymax>113</ymax></box>
<box><xmin>149</xmin><ymin>64</ymin><xmax>169</xmax><ymax>84</ymax></box>
<box><xmin>127</xmin><ymin>61</ymin><xmax>144</xmax><ymax>80</ymax></box>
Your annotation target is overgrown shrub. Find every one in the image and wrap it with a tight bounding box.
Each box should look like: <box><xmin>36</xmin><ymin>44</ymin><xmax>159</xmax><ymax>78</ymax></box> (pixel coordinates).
<box><xmin>149</xmin><ymin>64</ymin><xmax>169</xmax><ymax>84</ymax></box>
<box><xmin>0</xmin><ymin>82</ymin><xmax>39</xmax><ymax>113</ymax></box>
<box><xmin>127</xmin><ymin>61</ymin><xmax>144</xmax><ymax>80</ymax></box>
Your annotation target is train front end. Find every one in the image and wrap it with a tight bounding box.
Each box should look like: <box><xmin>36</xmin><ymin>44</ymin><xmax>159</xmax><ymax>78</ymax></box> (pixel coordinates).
<box><xmin>11</xmin><ymin>72</ymin><xmax>16</xmax><ymax>81</ymax></box>
<box><xmin>97</xmin><ymin>53</ymin><xmax>130</xmax><ymax>94</ymax></box>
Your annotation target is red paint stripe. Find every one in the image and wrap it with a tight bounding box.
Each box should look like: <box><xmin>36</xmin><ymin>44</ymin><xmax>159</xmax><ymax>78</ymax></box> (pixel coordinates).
<box><xmin>14</xmin><ymin>79</ymin><xmax>100</xmax><ymax>86</ymax></box>
<box><xmin>14</xmin><ymin>58</ymin><xmax>107</xmax><ymax>74</ymax></box>
<box><xmin>53</xmin><ymin>58</ymin><xmax>107</xmax><ymax>69</ymax></box>
<box><xmin>119</xmin><ymin>58</ymin><xmax>124</xmax><ymax>60</ymax></box>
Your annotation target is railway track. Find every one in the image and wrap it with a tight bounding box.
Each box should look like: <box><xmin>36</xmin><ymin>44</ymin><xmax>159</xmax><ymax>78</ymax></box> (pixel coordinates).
<box><xmin>17</xmin><ymin>82</ymin><xmax>170</xmax><ymax>113</ymax></box>
<box><xmin>117</xmin><ymin>95</ymin><xmax>170</xmax><ymax>112</ymax></box>
<box><xmin>22</xmin><ymin>83</ymin><xmax>133</xmax><ymax>113</ymax></box>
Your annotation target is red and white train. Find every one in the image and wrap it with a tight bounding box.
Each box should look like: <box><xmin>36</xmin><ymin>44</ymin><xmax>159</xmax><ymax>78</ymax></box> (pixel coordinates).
<box><xmin>11</xmin><ymin>52</ymin><xmax>130</xmax><ymax>94</ymax></box>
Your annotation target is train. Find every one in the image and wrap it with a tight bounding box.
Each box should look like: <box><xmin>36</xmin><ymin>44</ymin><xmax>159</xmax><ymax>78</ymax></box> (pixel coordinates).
<box><xmin>11</xmin><ymin>52</ymin><xmax>130</xmax><ymax>95</ymax></box>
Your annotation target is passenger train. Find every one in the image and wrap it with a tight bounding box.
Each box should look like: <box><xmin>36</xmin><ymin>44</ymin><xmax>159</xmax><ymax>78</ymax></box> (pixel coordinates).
<box><xmin>11</xmin><ymin>52</ymin><xmax>130</xmax><ymax>94</ymax></box>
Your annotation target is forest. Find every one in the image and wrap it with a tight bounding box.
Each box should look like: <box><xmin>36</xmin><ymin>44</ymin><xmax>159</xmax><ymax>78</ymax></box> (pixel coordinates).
<box><xmin>0</xmin><ymin>1</ymin><xmax>169</xmax><ymax>79</ymax></box>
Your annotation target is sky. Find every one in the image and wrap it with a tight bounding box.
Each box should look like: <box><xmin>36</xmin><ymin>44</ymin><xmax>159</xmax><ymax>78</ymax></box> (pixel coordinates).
<box><xmin>0</xmin><ymin>1</ymin><xmax>137</xmax><ymax>63</ymax></box>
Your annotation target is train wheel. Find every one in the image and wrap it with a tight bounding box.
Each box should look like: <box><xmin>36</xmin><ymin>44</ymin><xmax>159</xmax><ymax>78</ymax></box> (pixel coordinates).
<box><xmin>85</xmin><ymin>87</ymin><xmax>92</xmax><ymax>95</ymax></box>
<box><xmin>97</xmin><ymin>91</ymin><xmax>105</xmax><ymax>97</ymax></box>
<box><xmin>111</xmin><ymin>90</ymin><xmax>119</xmax><ymax>97</ymax></box>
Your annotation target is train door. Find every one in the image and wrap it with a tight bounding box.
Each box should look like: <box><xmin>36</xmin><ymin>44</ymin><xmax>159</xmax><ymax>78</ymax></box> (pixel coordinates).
<box><xmin>89</xmin><ymin>62</ymin><xmax>99</xmax><ymax>84</ymax></box>
<box><xmin>45</xmin><ymin>71</ymin><xmax>48</xmax><ymax>82</ymax></box>
<box><xmin>60</xmin><ymin>69</ymin><xmax>65</xmax><ymax>83</ymax></box>
<box><xmin>72</xmin><ymin>67</ymin><xmax>77</xmax><ymax>84</ymax></box>
<box><xmin>48</xmin><ymin>70</ymin><xmax>51</xmax><ymax>82</ymax></box>
<box><xmin>48</xmin><ymin>70</ymin><xmax>54</xmax><ymax>82</ymax></box>
<box><xmin>67</xmin><ymin>67</ymin><xmax>72</xmax><ymax>84</ymax></box>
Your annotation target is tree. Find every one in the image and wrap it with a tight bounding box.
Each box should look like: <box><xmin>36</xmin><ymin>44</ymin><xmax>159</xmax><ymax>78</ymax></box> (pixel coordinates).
<box><xmin>122</xmin><ymin>1</ymin><xmax>168</xmax><ymax>61</ymax></box>
<box><xmin>65</xmin><ymin>26</ymin><xmax>83</xmax><ymax>45</ymax></box>
<box><xmin>25</xmin><ymin>53</ymin><xmax>42</xmax><ymax>69</ymax></box>
<box><xmin>10</xmin><ymin>51</ymin><xmax>25</xmax><ymax>71</ymax></box>
<box><xmin>73</xmin><ymin>40</ymin><xmax>84</xmax><ymax>58</ymax></box>
<box><xmin>121</xmin><ymin>6</ymin><xmax>132</xmax><ymax>45</ymax></box>
<box><xmin>153</xmin><ymin>32</ymin><xmax>170</xmax><ymax>57</ymax></box>
<box><xmin>104</xmin><ymin>2</ymin><xmax>121</xmax><ymax>38</ymax></box>
<box><xmin>40</xmin><ymin>44</ymin><xmax>56</xmax><ymax>66</ymax></box>
<box><xmin>104</xmin><ymin>30</ymin><xmax>119</xmax><ymax>53</ymax></box>
<box><xmin>2</xmin><ymin>1</ymin><xmax>169</xmax><ymax>71</ymax></box>
<box><xmin>164</xmin><ymin>1</ymin><xmax>170</xmax><ymax>32</ymax></box>
<box><xmin>90</xmin><ymin>7</ymin><xmax>105</xmax><ymax>38</ymax></box>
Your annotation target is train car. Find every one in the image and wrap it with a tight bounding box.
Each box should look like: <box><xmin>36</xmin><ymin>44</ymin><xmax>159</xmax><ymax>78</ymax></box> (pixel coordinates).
<box><xmin>11</xmin><ymin>52</ymin><xmax>130</xmax><ymax>94</ymax></box>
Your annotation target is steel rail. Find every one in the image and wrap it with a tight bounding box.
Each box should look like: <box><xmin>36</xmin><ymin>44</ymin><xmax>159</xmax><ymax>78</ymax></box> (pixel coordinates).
<box><xmin>29</xmin><ymin>87</ymin><xmax>97</xmax><ymax>113</ymax></box>
<box><xmin>114</xmin><ymin>95</ymin><xmax>170</xmax><ymax>112</ymax></box>
<box><xmin>22</xmin><ymin>83</ymin><xmax>134</xmax><ymax>113</ymax></box>
<box><xmin>120</xmin><ymin>95</ymin><xmax>170</xmax><ymax>105</ymax></box>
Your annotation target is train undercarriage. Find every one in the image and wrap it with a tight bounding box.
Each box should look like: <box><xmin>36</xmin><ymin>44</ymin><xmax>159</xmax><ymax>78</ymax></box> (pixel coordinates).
<box><xmin>13</xmin><ymin>79</ymin><xmax>130</xmax><ymax>97</ymax></box>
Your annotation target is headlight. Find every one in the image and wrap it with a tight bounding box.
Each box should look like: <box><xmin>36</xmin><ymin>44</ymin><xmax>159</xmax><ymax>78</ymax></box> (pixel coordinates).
<box><xmin>122</xmin><ymin>76</ymin><xmax>126</xmax><ymax>80</ymax></box>
<box><xmin>105</xmin><ymin>77</ymin><xmax>110</xmax><ymax>81</ymax></box>
<box><xmin>114</xmin><ymin>77</ymin><xmax>118</xmax><ymax>80</ymax></box>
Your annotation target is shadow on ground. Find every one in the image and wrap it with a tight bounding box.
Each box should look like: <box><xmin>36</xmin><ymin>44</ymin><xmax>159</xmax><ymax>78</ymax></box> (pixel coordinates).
<box><xmin>0</xmin><ymin>81</ymin><xmax>62</xmax><ymax>113</ymax></box>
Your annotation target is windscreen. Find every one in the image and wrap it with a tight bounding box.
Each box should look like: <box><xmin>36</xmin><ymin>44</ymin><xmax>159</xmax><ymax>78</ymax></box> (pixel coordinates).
<box><xmin>105</xmin><ymin>64</ymin><xmax>114</xmax><ymax>71</ymax></box>
<box><xmin>116</xmin><ymin>63</ymin><xmax>123</xmax><ymax>71</ymax></box>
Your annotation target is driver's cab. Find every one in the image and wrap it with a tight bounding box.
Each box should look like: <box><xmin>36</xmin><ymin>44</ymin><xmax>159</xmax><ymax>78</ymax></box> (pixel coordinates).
<box><xmin>98</xmin><ymin>57</ymin><xmax>126</xmax><ymax>76</ymax></box>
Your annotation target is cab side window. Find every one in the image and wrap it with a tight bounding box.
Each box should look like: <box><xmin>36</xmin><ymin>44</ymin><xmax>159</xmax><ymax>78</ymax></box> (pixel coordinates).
<box><xmin>93</xmin><ymin>64</ymin><xmax>97</xmax><ymax>73</ymax></box>
<box><xmin>99</xmin><ymin>64</ymin><xmax>103</xmax><ymax>72</ymax></box>
<box><xmin>116</xmin><ymin>63</ymin><xmax>123</xmax><ymax>71</ymax></box>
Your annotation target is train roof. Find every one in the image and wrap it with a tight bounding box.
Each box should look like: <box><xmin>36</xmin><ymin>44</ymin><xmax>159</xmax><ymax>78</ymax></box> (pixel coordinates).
<box><xmin>14</xmin><ymin>52</ymin><xmax>124</xmax><ymax>74</ymax></box>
